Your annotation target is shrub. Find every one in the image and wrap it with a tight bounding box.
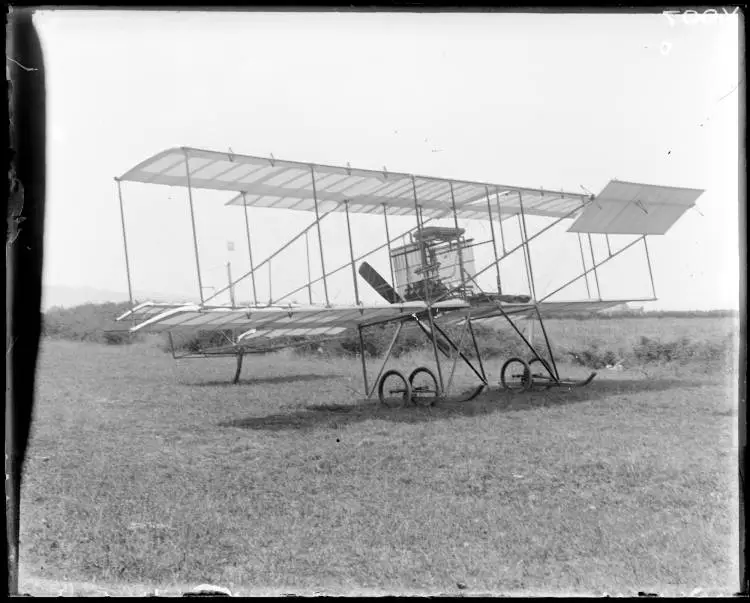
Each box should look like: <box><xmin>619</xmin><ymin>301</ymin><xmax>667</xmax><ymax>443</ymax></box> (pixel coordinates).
<box><xmin>565</xmin><ymin>345</ymin><xmax>622</xmax><ymax>369</ymax></box>
<box><xmin>160</xmin><ymin>330</ymin><xmax>235</xmax><ymax>354</ymax></box>
<box><xmin>632</xmin><ymin>335</ymin><xmax>735</xmax><ymax>365</ymax></box>
<box><xmin>43</xmin><ymin>302</ymin><xmax>142</xmax><ymax>345</ymax></box>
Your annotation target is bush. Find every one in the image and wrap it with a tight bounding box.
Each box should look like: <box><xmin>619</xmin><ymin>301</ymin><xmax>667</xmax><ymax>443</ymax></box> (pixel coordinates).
<box><xmin>43</xmin><ymin>302</ymin><xmax>142</xmax><ymax>345</ymax></box>
<box><xmin>565</xmin><ymin>345</ymin><xmax>622</xmax><ymax>369</ymax></box>
<box><xmin>101</xmin><ymin>331</ymin><xmax>134</xmax><ymax>346</ymax></box>
<box><xmin>160</xmin><ymin>330</ymin><xmax>234</xmax><ymax>354</ymax></box>
<box><xmin>632</xmin><ymin>335</ymin><xmax>734</xmax><ymax>365</ymax></box>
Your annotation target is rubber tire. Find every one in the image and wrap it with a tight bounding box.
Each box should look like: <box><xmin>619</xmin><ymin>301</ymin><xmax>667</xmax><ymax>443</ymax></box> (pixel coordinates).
<box><xmin>408</xmin><ymin>366</ymin><xmax>440</xmax><ymax>406</ymax></box>
<box><xmin>528</xmin><ymin>357</ymin><xmax>554</xmax><ymax>390</ymax></box>
<box><xmin>378</xmin><ymin>369</ymin><xmax>412</xmax><ymax>408</ymax></box>
<box><xmin>501</xmin><ymin>357</ymin><xmax>532</xmax><ymax>392</ymax></box>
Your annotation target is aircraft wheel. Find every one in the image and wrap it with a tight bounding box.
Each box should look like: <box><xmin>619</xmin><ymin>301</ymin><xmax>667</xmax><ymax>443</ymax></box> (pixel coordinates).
<box><xmin>529</xmin><ymin>357</ymin><xmax>554</xmax><ymax>390</ymax></box>
<box><xmin>501</xmin><ymin>357</ymin><xmax>532</xmax><ymax>392</ymax></box>
<box><xmin>408</xmin><ymin>366</ymin><xmax>440</xmax><ymax>406</ymax></box>
<box><xmin>378</xmin><ymin>370</ymin><xmax>412</xmax><ymax>408</ymax></box>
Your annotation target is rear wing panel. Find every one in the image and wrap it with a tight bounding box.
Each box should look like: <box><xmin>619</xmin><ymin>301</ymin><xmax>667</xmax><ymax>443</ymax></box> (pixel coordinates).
<box><xmin>568</xmin><ymin>180</ymin><xmax>704</xmax><ymax>235</ymax></box>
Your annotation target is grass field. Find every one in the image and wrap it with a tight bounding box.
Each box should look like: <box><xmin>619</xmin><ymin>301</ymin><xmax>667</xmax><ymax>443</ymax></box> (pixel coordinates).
<box><xmin>19</xmin><ymin>316</ymin><xmax>739</xmax><ymax>596</ymax></box>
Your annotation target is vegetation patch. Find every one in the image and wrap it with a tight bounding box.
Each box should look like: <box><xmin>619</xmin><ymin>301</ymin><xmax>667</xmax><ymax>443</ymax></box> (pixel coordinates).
<box><xmin>43</xmin><ymin>304</ymin><xmax>737</xmax><ymax>372</ymax></box>
<box><xmin>43</xmin><ymin>302</ymin><xmax>140</xmax><ymax>345</ymax></box>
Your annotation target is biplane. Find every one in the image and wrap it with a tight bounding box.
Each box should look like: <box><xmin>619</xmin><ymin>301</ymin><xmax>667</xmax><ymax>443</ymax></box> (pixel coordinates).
<box><xmin>113</xmin><ymin>146</ymin><xmax>704</xmax><ymax>405</ymax></box>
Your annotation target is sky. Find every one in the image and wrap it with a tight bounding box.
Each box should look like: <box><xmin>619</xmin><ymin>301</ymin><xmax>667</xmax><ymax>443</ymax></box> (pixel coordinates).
<box><xmin>32</xmin><ymin>9</ymin><xmax>741</xmax><ymax>310</ymax></box>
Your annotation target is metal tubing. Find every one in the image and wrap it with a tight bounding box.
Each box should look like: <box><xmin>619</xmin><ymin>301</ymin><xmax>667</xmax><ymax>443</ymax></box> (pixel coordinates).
<box><xmin>168</xmin><ymin>331</ymin><xmax>176</xmax><ymax>359</ymax></box>
<box><xmin>643</xmin><ymin>236</ymin><xmax>657</xmax><ymax>298</ymax></box>
<box><xmin>577</xmin><ymin>233</ymin><xmax>592</xmax><ymax>298</ymax></box>
<box><xmin>467</xmin><ymin>319</ymin><xmax>486</xmax><ymax>381</ymax></box>
<box><xmin>605</xmin><ymin>234</ymin><xmax>613</xmax><ymax>257</ymax></box>
<box><xmin>411</xmin><ymin>176</ymin><xmax>429</xmax><ymax>302</ymax></box>
<box><xmin>358</xmin><ymin>312</ymin><xmax>417</xmax><ymax>330</ymax></box>
<box><xmin>367</xmin><ymin>322</ymin><xmax>404</xmax><ymax>398</ymax></box>
<box><xmin>115</xmin><ymin>179</ymin><xmax>134</xmax><ymax>308</ymax></box>
<box><xmin>310</xmin><ymin>166</ymin><xmax>330</xmax><ymax>306</ymax></box>
<box><xmin>495</xmin><ymin>189</ymin><xmax>507</xmax><ymax>254</ymax></box>
<box><xmin>485</xmin><ymin>186</ymin><xmax>502</xmax><ymax>294</ymax></box>
<box><xmin>226</xmin><ymin>262</ymin><xmax>236</xmax><ymax>306</ymax></box>
<box><xmin>459</xmin><ymin>238</ymin><xmax>497</xmax><ymax>252</ymax></box>
<box><xmin>304</xmin><ymin>231</ymin><xmax>313</xmax><ymax>305</ymax></box>
<box><xmin>539</xmin><ymin>235</ymin><xmax>646</xmax><ymax>303</ymax></box>
<box><xmin>242</xmin><ymin>194</ymin><xmax>258</xmax><ymax>306</ymax></box>
<box><xmin>272</xmin><ymin>217</ymin><xmax>436</xmax><ymax>306</ymax></box>
<box><xmin>358</xmin><ymin>325</ymin><xmax>370</xmax><ymax>397</ymax></box>
<box><xmin>587</xmin><ymin>233</ymin><xmax>602</xmax><ymax>300</ymax></box>
<box><xmin>449</xmin><ymin>182</ymin><xmax>467</xmax><ymax>296</ymax></box>
<box><xmin>233</xmin><ymin>352</ymin><xmax>244</xmax><ymax>384</ymax></box>
<box><xmin>428</xmin><ymin>320</ymin><xmax>489</xmax><ymax>385</ymax></box>
<box><xmin>534</xmin><ymin>305</ymin><xmax>560</xmax><ymax>380</ymax></box>
<box><xmin>268</xmin><ymin>258</ymin><xmax>272</xmax><ymax>304</ymax></box>
<box><xmin>445</xmin><ymin>318</ymin><xmax>470</xmax><ymax>395</ymax></box>
<box><xmin>183</xmin><ymin>151</ymin><xmax>205</xmax><ymax>304</ymax></box>
<box><xmin>432</xmin><ymin>203</ymin><xmax>586</xmax><ymax>305</ymax></box>
<box><xmin>457</xmin><ymin>270</ymin><xmax>554</xmax><ymax>377</ymax></box>
<box><xmin>345</xmin><ymin>201</ymin><xmax>361</xmax><ymax>305</ymax></box>
<box><xmin>202</xmin><ymin>204</ymin><xmax>340</xmax><ymax>305</ymax></box>
<box><xmin>413</xmin><ymin>317</ymin><xmax>451</xmax><ymax>358</ymax></box>
<box><xmin>518</xmin><ymin>193</ymin><xmax>537</xmax><ymax>301</ymax></box>
<box><xmin>383</xmin><ymin>205</ymin><xmax>397</xmax><ymax>288</ymax></box>
<box><xmin>426</xmin><ymin>311</ymin><xmax>445</xmax><ymax>393</ymax></box>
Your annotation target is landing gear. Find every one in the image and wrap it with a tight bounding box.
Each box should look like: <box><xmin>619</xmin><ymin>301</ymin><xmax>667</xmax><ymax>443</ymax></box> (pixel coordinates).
<box><xmin>378</xmin><ymin>370</ymin><xmax>412</xmax><ymax>408</ymax></box>
<box><xmin>233</xmin><ymin>351</ymin><xmax>244</xmax><ymax>384</ymax></box>
<box><xmin>528</xmin><ymin>357</ymin><xmax>554</xmax><ymax>390</ymax></box>
<box><xmin>409</xmin><ymin>366</ymin><xmax>440</xmax><ymax>406</ymax></box>
<box><xmin>500</xmin><ymin>357</ymin><xmax>532</xmax><ymax>392</ymax></box>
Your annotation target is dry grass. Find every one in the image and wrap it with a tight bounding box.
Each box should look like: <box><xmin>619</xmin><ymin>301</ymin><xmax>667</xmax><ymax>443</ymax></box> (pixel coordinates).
<box><xmin>18</xmin><ymin>317</ymin><xmax>739</xmax><ymax>596</ymax></box>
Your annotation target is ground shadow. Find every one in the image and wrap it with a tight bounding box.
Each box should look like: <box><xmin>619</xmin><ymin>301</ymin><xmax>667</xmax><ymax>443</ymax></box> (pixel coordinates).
<box><xmin>219</xmin><ymin>376</ymin><xmax>709</xmax><ymax>432</ymax></box>
<box><xmin>187</xmin><ymin>373</ymin><xmax>343</xmax><ymax>387</ymax></box>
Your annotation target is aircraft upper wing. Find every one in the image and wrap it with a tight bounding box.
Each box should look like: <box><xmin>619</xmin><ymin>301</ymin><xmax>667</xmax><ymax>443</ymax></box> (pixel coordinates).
<box><xmin>117</xmin><ymin>146</ymin><xmax>591</xmax><ymax>220</ymax></box>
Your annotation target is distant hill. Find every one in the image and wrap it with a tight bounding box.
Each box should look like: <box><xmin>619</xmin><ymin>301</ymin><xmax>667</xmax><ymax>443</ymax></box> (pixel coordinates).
<box><xmin>42</xmin><ymin>285</ymin><xmax>196</xmax><ymax>310</ymax></box>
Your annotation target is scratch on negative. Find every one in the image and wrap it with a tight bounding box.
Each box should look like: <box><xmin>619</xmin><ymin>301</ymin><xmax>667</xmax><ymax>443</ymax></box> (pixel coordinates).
<box><xmin>7</xmin><ymin>336</ymin><xmax>18</xmax><ymax>357</ymax></box>
<box><xmin>7</xmin><ymin>57</ymin><xmax>38</xmax><ymax>72</ymax></box>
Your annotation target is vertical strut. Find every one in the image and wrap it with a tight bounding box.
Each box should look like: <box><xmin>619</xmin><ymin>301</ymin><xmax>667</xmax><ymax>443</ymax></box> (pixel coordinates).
<box><xmin>304</xmin><ymin>230</ymin><xmax>313</xmax><ymax>305</ymax></box>
<box><xmin>368</xmin><ymin>322</ymin><xmax>404</xmax><ymax>398</ymax></box>
<box><xmin>183</xmin><ymin>149</ymin><xmax>204</xmax><ymax>304</ymax></box>
<box><xmin>449</xmin><ymin>182</ymin><xmax>466</xmax><ymax>297</ymax></box>
<box><xmin>467</xmin><ymin>319</ymin><xmax>486</xmax><ymax>381</ymax></box>
<box><xmin>226</xmin><ymin>261</ymin><xmax>236</xmax><ymax>306</ymax></box>
<box><xmin>518</xmin><ymin>192</ymin><xmax>537</xmax><ymax>301</ymax></box>
<box><xmin>485</xmin><ymin>186</ymin><xmax>502</xmax><ymax>294</ymax></box>
<box><xmin>411</xmin><ymin>176</ymin><xmax>429</xmax><ymax>303</ymax></box>
<box><xmin>577</xmin><ymin>233</ymin><xmax>592</xmax><ymax>298</ymax></box>
<box><xmin>495</xmin><ymin>189</ymin><xmax>507</xmax><ymax>255</ymax></box>
<box><xmin>382</xmin><ymin>204</ymin><xmax>396</xmax><ymax>289</ymax></box>
<box><xmin>268</xmin><ymin>258</ymin><xmax>272</xmax><ymax>305</ymax></box>
<box><xmin>242</xmin><ymin>194</ymin><xmax>258</xmax><ymax>306</ymax></box>
<box><xmin>445</xmin><ymin>318</ymin><xmax>470</xmax><ymax>395</ymax></box>
<box><xmin>344</xmin><ymin>201</ymin><xmax>360</xmax><ymax>305</ymax></box>
<box><xmin>358</xmin><ymin>325</ymin><xmax>369</xmax><ymax>397</ymax></box>
<box><xmin>310</xmin><ymin>165</ymin><xmax>330</xmax><ymax>306</ymax></box>
<box><xmin>643</xmin><ymin>235</ymin><xmax>657</xmax><ymax>298</ymax></box>
<box><xmin>588</xmin><ymin>233</ymin><xmax>602</xmax><ymax>300</ymax></box>
<box><xmin>426</xmin><ymin>312</ymin><xmax>445</xmax><ymax>394</ymax></box>
<box><xmin>534</xmin><ymin>305</ymin><xmax>560</xmax><ymax>380</ymax></box>
<box><xmin>115</xmin><ymin>178</ymin><xmax>134</xmax><ymax>308</ymax></box>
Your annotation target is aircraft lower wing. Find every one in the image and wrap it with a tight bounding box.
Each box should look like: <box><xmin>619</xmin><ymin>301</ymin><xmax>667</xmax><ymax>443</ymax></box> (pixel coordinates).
<box><xmin>439</xmin><ymin>298</ymin><xmax>654</xmax><ymax>325</ymax></box>
<box><xmin>118</xmin><ymin>300</ymin><xmax>471</xmax><ymax>334</ymax></box>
